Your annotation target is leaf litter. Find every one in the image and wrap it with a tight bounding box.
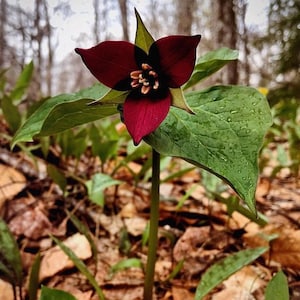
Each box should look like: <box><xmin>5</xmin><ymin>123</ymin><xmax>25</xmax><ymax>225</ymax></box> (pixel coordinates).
<box><xmin>0</xmin><ymin>135</ymin><xmax>299</xmax><ymax>299</ymax></box>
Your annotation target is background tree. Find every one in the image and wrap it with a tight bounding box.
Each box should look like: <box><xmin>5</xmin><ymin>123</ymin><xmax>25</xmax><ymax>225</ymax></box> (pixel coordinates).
<box><xmin>211</xmin><ymin>0</ymin><xmax>238</xmax><ymax>84</ymax></box>
<box><xmin>259</xmin><ymin>0</ymin><xmax>300</xmax><ymax>101</ymax></box>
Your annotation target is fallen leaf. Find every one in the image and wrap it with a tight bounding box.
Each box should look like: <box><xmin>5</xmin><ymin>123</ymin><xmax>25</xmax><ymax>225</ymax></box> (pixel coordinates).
<box><xmin>39</xmin><ymin>233</ymin><xmax>92</xmax><ymax>281</ymax></box>
<box><xmin>212</xmin><ymin>265</ymin><xmax>265</xmax><ymax>300</ymax></box>
<box><xmin>0</xmin><ymin>279</ymin><xmax>14</xmax><ymax>300</ymax></box>
<box><xmin>244</xmin><ymin>225</ymin><xmax>300</xmax><ymax>269</ymax></box>
<box><xmin>0</xmin><ymin>164</ymin><xmax>26</xmax><ymax>209</ymax></box>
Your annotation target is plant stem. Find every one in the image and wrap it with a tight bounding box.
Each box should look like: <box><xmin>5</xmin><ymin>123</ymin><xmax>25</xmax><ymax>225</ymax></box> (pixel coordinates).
<box><xmin>143</xmin><ymin>149</ymin><xmax>160</xmax><ymax>300</ymax></box>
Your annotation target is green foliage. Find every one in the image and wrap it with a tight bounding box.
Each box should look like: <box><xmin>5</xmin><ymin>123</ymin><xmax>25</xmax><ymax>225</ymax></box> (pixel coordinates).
<box><xmin>195</xmin><ymin>247</ymin><xmax>268</xmax><ymax>300</ymax></box>
<box><xmin>261</xmin><ymin>98</ymin><xmax>300</xmax><ymax>176</ymax></box>
<box><xmin>85</xmin><ymin>173</ymin><xmax>121</xmax><ymax>206</ymax></box>
<box><xmin>145</xmin><ymin>85</ymin><xmax>272</xmax><ymax>214</ymax></box>
<box><xmin>0</xmin><ymin>62</ymin><xmax>33</xmax><ymax>133</ymax></box>
<box><xmin>40</xmin><ymin>286</ymin><xmax>77</xmax><ymax>300</ymax></box>
<box><xmin>265</xmin><ymin>270</ymin><xmax>289</xmax><ymax>300</ymax></box>
<box><xmin>11</xmin><ymin>83</ymin><xmax>125</xmax><ymax>147</ymax></box>
<box><xmin>0</xmin><ymin>218</ymin><xmax>23</xmax><ymax>287</ymax></box>
<box><xmin>184</xmin><ymin>47</ymin><xmax>239</xmax><ymax>90</ymax></box>
<box><xmin>109</xmin><ymin>258</ymin><xmax>143</xmax><ymax>278</ymax></box>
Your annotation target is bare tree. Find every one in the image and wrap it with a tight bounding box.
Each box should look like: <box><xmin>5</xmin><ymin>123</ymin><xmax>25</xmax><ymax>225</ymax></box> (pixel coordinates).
<box><xmin>0</xmin><ymin>0</ymin><xmax>7</xmax><ymax>69</ymax></box>
<box><xmin>212</xmin><ymin>0</ymin><xmax>238</xmax><ymax>84</ymax></box>
<box><xmin>93</xmin><ymin>0</ymin><xmax>100</xmax><ymax>43</ymax></box>
<box><xmin>176</xmin><ymin>0</ymin><xmax>196</xmax><ymax>35</ymax></box>
<box><xmin>118</xmin><ymin>0</ymin><xmax>129</xmax><ymax>41</ymax></box>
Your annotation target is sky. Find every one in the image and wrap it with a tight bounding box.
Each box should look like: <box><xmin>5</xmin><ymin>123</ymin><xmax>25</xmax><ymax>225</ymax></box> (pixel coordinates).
<box><xmin>43</xmin><ymin>0</ymin><xmax>270</xmax><ymax>61</ymax></box>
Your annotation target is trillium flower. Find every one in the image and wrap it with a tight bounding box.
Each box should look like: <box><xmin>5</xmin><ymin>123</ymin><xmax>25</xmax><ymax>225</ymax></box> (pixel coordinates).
<box><xmin>75</xmin><ymin>35</ymin><xmax>201</xmax><ymax>145</ymax></box>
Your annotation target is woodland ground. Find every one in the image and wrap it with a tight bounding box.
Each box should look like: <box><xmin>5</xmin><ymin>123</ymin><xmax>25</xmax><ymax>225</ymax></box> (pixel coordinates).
<box><xmin>0</xmin><ymin>117</ymin><xmax>300</xmax><ymax>300</ymax></box>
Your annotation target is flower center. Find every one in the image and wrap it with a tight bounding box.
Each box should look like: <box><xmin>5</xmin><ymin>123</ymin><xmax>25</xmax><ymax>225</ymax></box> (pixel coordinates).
<box><xmin>130</xmin><ymin>63</ymin><xmax>159</xmax><ymax>95</ymax></box>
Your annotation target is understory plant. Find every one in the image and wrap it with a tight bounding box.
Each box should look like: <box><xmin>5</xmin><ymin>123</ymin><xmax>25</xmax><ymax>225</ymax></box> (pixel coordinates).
<box><xmin>11</xmin><ymin>9</ymin><xmax>274</xmax><ymax>300</ymax></box>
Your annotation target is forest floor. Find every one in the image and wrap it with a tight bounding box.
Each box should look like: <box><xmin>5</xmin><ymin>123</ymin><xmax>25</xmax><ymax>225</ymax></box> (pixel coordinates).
<box><xmin>0</xmin><ymin>119</ymin><xmax>300</xmax><ymax>300</ymax></box>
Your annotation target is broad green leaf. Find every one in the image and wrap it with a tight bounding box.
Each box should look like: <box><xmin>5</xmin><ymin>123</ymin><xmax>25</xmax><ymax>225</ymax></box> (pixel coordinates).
<box><xmin>145</xmin><ymin>86</ymin><xmax>272</xmax><ymax>213</ymax></box>
<box><xmin>28</xmin><ymin>253</ymin><xmax>41</xmax><ymax>300</ymax></box>
<box><xmin>195</xmin><ymin>247</ymin><xmax>268</xmax><ymax>300</ymax></box>
<box><xmin>40</xmin><ymin>286</ymin><xmax>77</xmax><ymax>300</ymax></box>
<box><xmin>1</xmin><ymin>95</ymin><xmax>21</xmax><ymax>133</ymax></box>
<box><xmin>110</xmin><ymin>258</ymin><xmax>143</xmax><ymax>278</ymax></box>
<box><xmin>0</xmin><ymin>218</ymin><xmax>23</xmax><ymax>286</ymax></box>
<box><xmin>184</xmin><ymin>48</ymin><xmax>239</xmax><ymax>89</ymax></box>
<box><xmin>51</xmin><ymin>235</ymin><xmax>105</xmax><ymax>300</ymax></box>
<box><xmin>10</xmin><ymin>61</ymin><xmax>34</xmax><ymax>101</ymax></box>
<box><xmin>265</xmin><ymin>270</ymin><xmax>289</xmax><ymax>300</ymax></box>
<box><xmin>134</xmin><ymin>8</ymin><xmax>154</xmax><ymax>53</ymax></box>
<box><xmin>11</xmin><ymin>83</ymin><xmax>124</xmax><ymax>147</ymax></box>
<box><xmin>85</xmin><ymin>173</ymin><xmax>121</xmax><ymax>206</ymax></box>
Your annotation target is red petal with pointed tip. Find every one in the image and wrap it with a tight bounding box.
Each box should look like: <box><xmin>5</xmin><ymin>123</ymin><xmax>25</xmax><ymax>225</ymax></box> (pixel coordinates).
<box><xmin>123</xmin><ymin>94</ymin><xmax>171</xmax><ymax>145</ymax></box>
<box><xmin>151</xmin><ymin>35</ymin><xmax>201</xmax><ymax>88</ymax></box>
<box><xmin>75</xmin><ymin>41</ymin><xmax>139</xmax><ymax>90</ymax></box>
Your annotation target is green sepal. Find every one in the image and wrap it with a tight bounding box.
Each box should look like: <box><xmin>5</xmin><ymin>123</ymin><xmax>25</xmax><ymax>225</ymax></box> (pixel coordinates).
<box><xmin>170</xmin><ymin>87</ymin><xmax>194</xmax><ymax>113</ymax></box>
<box><xmin>134</xmin><ymin>8</ymin><xmax>154</xmax><ymax>53</ymax></box>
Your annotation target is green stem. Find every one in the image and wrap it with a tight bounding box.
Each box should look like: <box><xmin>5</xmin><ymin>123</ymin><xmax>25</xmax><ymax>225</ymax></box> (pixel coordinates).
<box><xmin>143</xmin><ymin>149</ymin><xmax>160</xmax><ymax>300</ymax></box>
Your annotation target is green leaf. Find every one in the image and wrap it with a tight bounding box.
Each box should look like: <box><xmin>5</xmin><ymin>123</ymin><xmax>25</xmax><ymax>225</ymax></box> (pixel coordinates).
<box><xmin>11</xmin><ymin>83</ymin><xmax>124</xmax><ymax>147</ymax></box>
<box><xmin>109</xmin><ymin>258</ymin><xmax>143</xmax><ymax>278</ymax></box>
<box><xmin>134</xmin><ymin>8</ymin><xmax>154</xmax><ymax>53</ymax></box>
<box><xmin>0</xmin><ymin>218</ymin><xmax>23</xmax><ymax>286</ymax></box>
<box><xmin>51</xmin><ymin>235</ymin><xmax>105</xmax><ymax>300</ymax></box>
<box><xmin>195</xmin><ymin>247</ymin><xmax>268</xmax><ymax>300</ymax></box>
<box><xmin>145</xmin><ymin>86</ymin><xmax>272</xmax><ymax>213</ymax></box>
<box><xmin>184</xmin><ymin>48</ymin><xmax>239</xmax><ymax>89</ymax></box>
<box><xmin>265</xmin><ymin>270</ymin><xmax>289</xmax><ymax>300</ymax></box>
<box><xmin>40</xmin><ymin>286</ymin><xmax>77</xmax><ymax>300</ymax></box>
<box><xmin>1</xmin><ymin>95</ymin><xmax>21</xmax><ymax>133</ymax></box>
<box><xmin>28</xmin><ymin>253</ymin><xmax>41</xmax><ymax>300</ymax></box>
<box><xmin>85</xmin><ymin>173</ymin><xmax>121</xmax><ymax>206</ymax></box>
<box><xmin>10</xmin><ymin>61</ymin><xmax>34</xmax><ymax>101</ymax></box>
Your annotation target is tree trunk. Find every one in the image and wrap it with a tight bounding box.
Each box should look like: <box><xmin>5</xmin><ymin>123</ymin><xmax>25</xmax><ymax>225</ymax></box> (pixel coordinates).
<box><xmin>93</xmin><ymin>0</ymin><xmax>100</xmax><ymax>43</ymax></box>
<box><xmin>0</xmin><ymin>0</ymin><xmax>7</xmax><ymax>69</ymax></box>
<box><xmin>44</xmin><ymin>1</ymin><xmax>53</xmax><ymax>95</ymax></box>
<box><xmin>176</xmin><ymin>0</ymin><xmax>196</xmax><ymax>35</ymax></box>
<box><xmin>34</xmin><ymin>0</ymin><xmax>43</xmax><ymax>92</ymax></box>
<box><xmin>212</xmin><ymin>0</ymin><xmax>238</xmax><ymax>84</ymax></box>
<box><xmin>118</xmin><ymin>0</ymin><xmax>129</xmax><ymax>41</ymax></box>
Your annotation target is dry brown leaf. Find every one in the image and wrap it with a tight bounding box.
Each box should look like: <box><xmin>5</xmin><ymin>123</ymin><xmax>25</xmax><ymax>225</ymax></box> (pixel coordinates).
<box><xmin>124</xmin><ymin>216</ymin><xmax>147</xmax><ymax>236</ymax></box>
<box><xmin>39</xmin><ymin>233</ymin><xmax>92</xmax><ymax>281</ymax></box>
<box><xmin>212</xmin><ymin>266</ymin><xmax>265</xmax><ymax>300</ymax></box>
<box><xmin>9</xmin><ymin>206</ymin><xmax>54</xmax><ymax>239</ymax></box>
<box><xmin>244</xmin><ymin>225</ymin><xmax>300</xmax><ymax>269</ymax></box>
<box><xmin>0</xmin><ymin>164</ymin><xmax>26</xmax><ymax>208</ymax></box>
<box><xmin>0</xmin><ymin>279</ymin><xmax>14</xmax><ymax>300</ymax></box>
<box><xmin>171</xmin><ymin>286</ymin><xmax>194</xmax><ymax>300</ymax></box>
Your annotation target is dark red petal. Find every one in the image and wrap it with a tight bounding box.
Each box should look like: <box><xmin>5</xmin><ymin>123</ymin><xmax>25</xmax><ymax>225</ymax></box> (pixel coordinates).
<box><xmin>150</xmin><ymin>35</ymin><xmax>201</xmax><ymax>88</ymax></box>
<box><xmin>123</xmin><ymin>93</ymin><xmax>171</xmax><ymax>145</ymax></box>
<box><xmin>75</xmin><ymin>41</ymin><xmax>139</xmax><ymax>90</ymax></box>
